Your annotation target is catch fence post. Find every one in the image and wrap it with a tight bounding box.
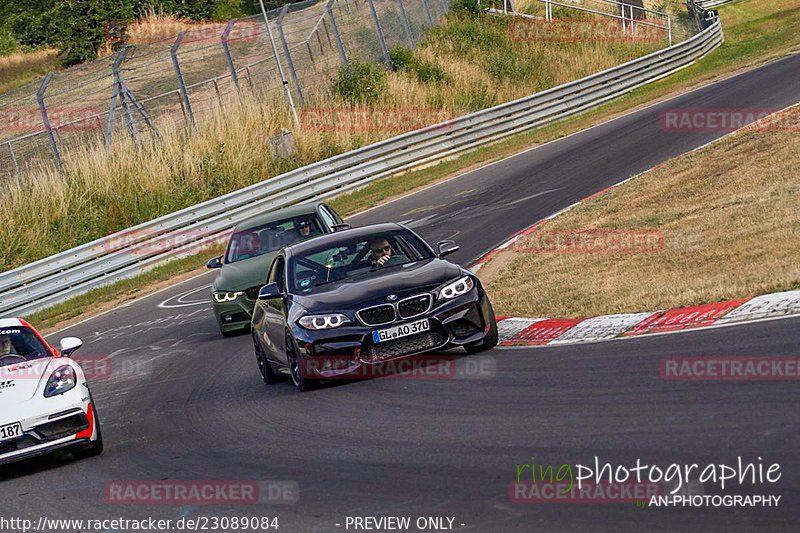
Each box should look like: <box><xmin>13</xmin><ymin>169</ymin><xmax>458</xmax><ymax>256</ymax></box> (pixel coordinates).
<box><xmin>171</xmin><ymin>32</ymin><xmax>195</xmax><ymax>127</ymax></box>
<box><xmin>36</xmin><ymin>72</ymin><xmax>63</xmax><ymax>173</ymax></box>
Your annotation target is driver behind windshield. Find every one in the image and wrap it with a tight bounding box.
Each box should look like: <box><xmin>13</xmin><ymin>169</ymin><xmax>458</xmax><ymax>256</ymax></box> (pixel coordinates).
<box><xmin>0</xmin><ymin>334</ymin><xmax>12</xmax><ymax>356</ymax></box>
<box><xmin>369</xmin><ymin>237</ymin><xmax>408</xmax><ymax>268</ymax></box>
<box><xmin>298</xmin><ymin>217</ymin><xmax>322</xmax><ymax>238</ymax></box>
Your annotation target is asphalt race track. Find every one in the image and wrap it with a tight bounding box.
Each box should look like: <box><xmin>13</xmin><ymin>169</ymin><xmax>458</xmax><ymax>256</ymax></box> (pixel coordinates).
<box><xmin>1</xmin><ymin>54</ymin><xmax>799</xmax><ymax>532</ymax></box>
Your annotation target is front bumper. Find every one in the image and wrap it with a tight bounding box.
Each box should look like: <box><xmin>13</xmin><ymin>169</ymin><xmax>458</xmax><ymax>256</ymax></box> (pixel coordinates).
<box><xmin>212</xmin><ymin>296</ymin><xmax>257</xmax><ymax>333</ymax></box>
<box><xmin>0</xmin><ymin>397</ymin><xmax>97</xmax><ymax>466</ymax></box>
<box><xmin>292</xmin><ymin>289</ymin><xmax>493</xmax><ymax>379</ymax></box>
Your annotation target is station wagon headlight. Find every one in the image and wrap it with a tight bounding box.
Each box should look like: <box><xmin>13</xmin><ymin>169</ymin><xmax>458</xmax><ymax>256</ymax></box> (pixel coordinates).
<box><xmin>299</xmin><ymin>314</ymin><xmax>350</xmax><ymax>330</ymax></box>
<box><xmin>44</xmin><ymin>365</ymin><xmax>77</xmax><ymax>397</ymax></box>
<box><xmin>213</xmin><ymin>291</ymin><xmax>243</xmax><ymax>303</ymax></box>
<box><xmin>439</xmin><ymin>276</ymin><xmax>474</xmax><ymax>300</ymax></box>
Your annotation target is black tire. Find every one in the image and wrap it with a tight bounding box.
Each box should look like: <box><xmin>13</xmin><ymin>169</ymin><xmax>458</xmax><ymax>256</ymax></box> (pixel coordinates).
<box><xmin>254</xmin><ymin>332</ymin><xmax>281</xmax><ymax>384</ymax></box>
<box><xmin>73</xmin><ymin>403</ymin><xmax>104</xmax><ymax>460</ymax></box>
<box><xmin>464</xmin><ymin>298</ymin><xmax>499</xmax><ymax>354</ymax></box>
<box><xmin>286</xmin><ymin>332</ymin><xmax>315</xmax><ymax>392</ymax></box>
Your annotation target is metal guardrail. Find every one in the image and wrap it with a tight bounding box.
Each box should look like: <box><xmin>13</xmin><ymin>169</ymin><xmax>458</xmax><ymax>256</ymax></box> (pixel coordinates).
<box><xmin>686</xmin><ymin>0</ymin><xmax>721</xmax><ymax>31</ymax></box>
<box><xmin>696</xmin><ymin>0</ymin><xmax>735</xmax><ymax>9</ymax></box>
<box><xmin>0</xmin><ymin>15</ymin><xmax>724</xmax><ymax>318</ymax></box>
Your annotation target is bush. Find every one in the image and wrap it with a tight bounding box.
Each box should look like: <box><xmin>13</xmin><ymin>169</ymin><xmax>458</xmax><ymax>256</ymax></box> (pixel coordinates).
<box><xmin>451</xmin><ymin>0</ymin><xmax>484</xmax><ymax>15</ymax></box>
<box><xmin>0</xmin><ymin>27</ymin><xmax>22</xmax><ymax>55</ymax></box>
<box><xmin>389</xmin><ymin>46</ymin><xmax>451</xmax><ymax>84</ymax></box>
<box><xmin>331</xmin><ymin>61</ymin><xmax>388</xmax><ymax>105</ymax></box>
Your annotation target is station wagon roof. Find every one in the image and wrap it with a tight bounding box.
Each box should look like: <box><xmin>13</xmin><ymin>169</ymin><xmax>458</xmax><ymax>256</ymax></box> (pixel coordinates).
<box><xmin>234</xmin><ymin>202</ymin><xmax>325</xmax><ymax>232</ymax></box>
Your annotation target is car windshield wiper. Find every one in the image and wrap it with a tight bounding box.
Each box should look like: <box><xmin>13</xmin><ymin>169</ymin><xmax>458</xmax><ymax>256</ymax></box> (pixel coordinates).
<box><xmin>313</xmin><ymin>278</ymin><xmax>344</xmax><ymax>288</ymax></box>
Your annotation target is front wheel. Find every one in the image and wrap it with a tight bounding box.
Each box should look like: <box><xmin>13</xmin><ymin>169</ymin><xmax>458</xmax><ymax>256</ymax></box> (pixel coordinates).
<box><xmin>254</xmin><ymin>332</ymin><xmax>281</xmax><ymax>384</ymax></box>
<box><xmin>286</xmin><ymin>332</ymin><xmax>315</xmax><ymax>392</ymax></box>
<box><xmin>464</xmin><ymin>299</ymin><xmax>498</xmax><ymax>354</ymax></box>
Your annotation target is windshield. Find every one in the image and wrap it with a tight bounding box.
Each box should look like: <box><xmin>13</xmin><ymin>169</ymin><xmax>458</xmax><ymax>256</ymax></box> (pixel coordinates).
<box><xmin>0</xmin><ymin>326</ymin><xmax>52</xmax><ymax>367</ymax></box>
<box><xmin>225</xmin><ymin>214</ymin><xmax>325</xmax><ymax>263</ymax></box>
<box><xmin>289</xmin><ymin>230</ymin><xmax>434</xmax><ymax>294</ymax></box>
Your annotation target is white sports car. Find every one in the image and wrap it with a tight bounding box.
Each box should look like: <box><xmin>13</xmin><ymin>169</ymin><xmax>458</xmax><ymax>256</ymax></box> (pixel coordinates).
<box><xmin>0</xmin><ymin>318</ymin><xmax>103</xmax><ymax>466</ymax></box>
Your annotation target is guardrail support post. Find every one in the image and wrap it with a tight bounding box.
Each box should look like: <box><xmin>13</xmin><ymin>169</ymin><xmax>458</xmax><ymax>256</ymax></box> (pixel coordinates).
<box><xmin>668</xmin><ymin>16</ymin><xmax>672</xmax><ymax>46</ymax></box>
<box><xmin>221</xmin><ymin>21</ymin><xmax>242</xmax><ymax>96</ymax></box>
<box><xmin>36</xmin><ymin>72</ymin><xmax>63</xmax><ymax>174</ymax></box>
<box><xmin>7</xmin><ymin>141</ymin><xmax>19</xmax><ymax>176</ymax></box>
<box><xmin>327</xmin><ymin>0</ymin><xmax>349</xmax><ymax>70</ymax></box>
<box><xmin>259</xmin><ymin>0</ymin><xmax>300</xmax><ymax>129</ymax></box>
<box><xmin>171</xmin><ymin>33</ymin><xmax>195</xmax><ymax>127</ymax></box>
<box><xmin>397</xmin><ymin>0</ymin><xmax>415</xmax><ymax>49</ymax></box>
<box><xmin>367</xmin><ymin>0</ymin><xmax>393</xmax><ymax>69</ymax></box>
<box><xmin>278</xmin><ymin>4</ymin><xmax>304</xmax><ymax>103</ymax></box>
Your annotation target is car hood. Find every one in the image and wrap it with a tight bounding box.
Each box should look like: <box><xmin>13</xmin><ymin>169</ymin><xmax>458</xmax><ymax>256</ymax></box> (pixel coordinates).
<box><xmin>213</xmin><ymin>252</ymin><xmax>277</xmax><ymax>292</ymax></box>
<box><xmin>0</xmin><ymin>357</ymin><xmax>63</xmax><ymax>407</ymax></box>
<box><xmin>292</xmin><ymin>258</ymin><xmax>464</xmax><ymax>313</ymax></box>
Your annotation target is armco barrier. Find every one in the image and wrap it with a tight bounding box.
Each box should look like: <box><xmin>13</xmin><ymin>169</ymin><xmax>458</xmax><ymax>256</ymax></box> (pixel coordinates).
<box><xmin>0</xmin><ymin>17</ymin><xmax>724</xmax><ymax>318</ymax></box>
<box><xmin>696</xmin><ymin>0</ymin><xmax>734</xmax><ymax>9</ymax></box>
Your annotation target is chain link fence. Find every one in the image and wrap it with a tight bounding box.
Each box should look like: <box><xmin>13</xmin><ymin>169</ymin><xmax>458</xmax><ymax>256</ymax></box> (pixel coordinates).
<box><xmin>0</xmin><ymin>0</ymin><xmax>450</xmax><ymax>180</ymax></box>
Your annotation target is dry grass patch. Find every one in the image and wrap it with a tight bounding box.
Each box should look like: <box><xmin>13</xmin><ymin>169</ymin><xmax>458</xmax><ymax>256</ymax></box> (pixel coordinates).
<box><xmin>481</xmin><ymin>107</ymin><xmax>800</xmax><ymax>318</ymax></box>
<box><xmin>0</xmin><ymin>49</ymin><xmax>61</xmax><ymax>95</ymax></box>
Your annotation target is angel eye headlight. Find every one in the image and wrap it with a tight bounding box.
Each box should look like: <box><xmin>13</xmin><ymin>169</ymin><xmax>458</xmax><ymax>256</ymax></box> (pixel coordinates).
<box><xmin>44</xmin><ymin>365</ymin><xmax>77</xmax><ymax>397</ymax></box>
<box><xmin>299</xmin><ymin>314</ymin><xmax>350</xmax><ymax>330</ymax></box>
<box><xmin>213</xmin><ymin>291</ymin><xmax>243</xmax><ymax>303</ymax></box>
<box><xmin>439</xmin><ymin>276</ymin><xmax>475</xmax><ymax>300</ymax></box>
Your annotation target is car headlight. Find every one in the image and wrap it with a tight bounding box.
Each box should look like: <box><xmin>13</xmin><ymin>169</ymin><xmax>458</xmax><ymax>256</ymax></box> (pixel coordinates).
<box><xmin>299</xmin><ymin>314</ymin><xmax>350</xmax><ymax>330</ymax></box>
<box><xmin>439</xmin><ymin>275</ymin><xmax>475</xmax><ymax>300</ymax></box>
<box><xmin>213</xmin><ymin>291</ymin><xmax>243</xmax><ymax>303</ymax></box>
<box><xmin>44</xmin><ymin>365</ymin><xmax>77</xmax><ymax>397</ymax></box>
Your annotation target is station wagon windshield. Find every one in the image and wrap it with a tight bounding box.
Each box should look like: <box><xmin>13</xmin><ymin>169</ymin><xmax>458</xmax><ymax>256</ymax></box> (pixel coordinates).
<box><xmin>226</xmin><ymin>215</ymin><xmax>324</xmax><ymax>263</ymax></box>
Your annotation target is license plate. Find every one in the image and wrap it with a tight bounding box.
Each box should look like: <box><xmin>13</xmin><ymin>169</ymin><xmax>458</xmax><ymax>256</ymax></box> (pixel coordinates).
<box><xmin>373</xmin><ymin>318</ymin><xmax>430</xmax><ymax>343</ymax></box>
<box><xmin>0</xmin><ymin>422</ymin><xmax>22</xmax><ymax>442</ymax></box>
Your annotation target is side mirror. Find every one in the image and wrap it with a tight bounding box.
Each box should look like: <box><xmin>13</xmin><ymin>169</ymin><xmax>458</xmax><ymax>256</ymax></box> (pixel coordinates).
<box><xmin>59</xmin><ymin>337</ymin><xmax>83</xmax><ymax>357</ymax></box>
<box><xmin>332</xmin><ymin>223</ymin><xmax>351</xmax><ymax>232</ymax></box>
<box><xmin>258</xmin><ymin>282</ymin><xmax>282</xmax><ymax>300</ymax></box>
<box><xmin>436</xmin><ymin>240</ymin><xmax>459</xmax><ymax>257</ymax></box>
<box><xmin>206</xmin><ymin>256</ymin><xmax>223</xmax><ymax>269</ymax></box>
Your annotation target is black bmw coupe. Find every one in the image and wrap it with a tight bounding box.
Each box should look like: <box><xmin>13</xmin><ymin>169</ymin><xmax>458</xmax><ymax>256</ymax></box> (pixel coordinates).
<box><xmin>251</xmin><ymin>223</ymin><xmax>498</xmax><ymax>390</ymax></box>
